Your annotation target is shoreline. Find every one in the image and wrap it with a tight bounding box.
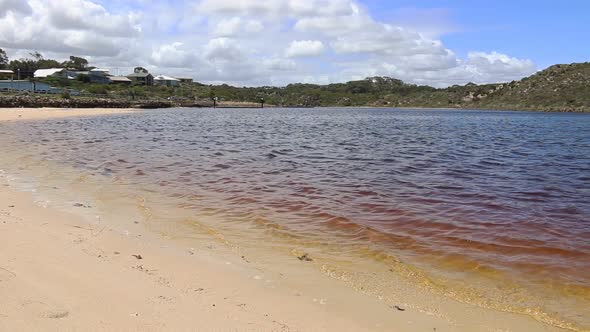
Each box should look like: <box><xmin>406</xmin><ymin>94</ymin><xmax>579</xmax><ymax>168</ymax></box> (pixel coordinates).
<box><xmin>2</xmin><ymin>104</ymin><xmax>589</xmax><ymax>113</ymax></box>
<box><xmin>0</xmin><ymin>137</ymin><xmax>451</xmax><ymax>332</ymax></box>
<box><xmin>1</xmin><ymin>94</ymin><xmax>589</xmax><ymax>113</ymax></box>
<box><xmin>0</xmin><ymin>108</ymin><xmax>575</xmax><ymax>331</ymax></box>
<box><xmin>0</xmin><ymin>178</ymin><xmax>413</xmax><ymax>331</ymax></box>
<box><xmin>0</xmin><ymin>107</ymin><xmax>139</xmax><ymax>121</ymax></box>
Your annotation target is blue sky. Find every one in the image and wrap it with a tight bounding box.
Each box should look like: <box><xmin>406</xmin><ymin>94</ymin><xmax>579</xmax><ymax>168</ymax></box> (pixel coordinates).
<box><xmin>385</xmin><ymin>0</ymin><xmax>590</xmax><ymax>68</ymax></box>
<box><xmin>1</xmin><ymin>0</ymin><xmax>588</xmax><ymax>86</ymax></box>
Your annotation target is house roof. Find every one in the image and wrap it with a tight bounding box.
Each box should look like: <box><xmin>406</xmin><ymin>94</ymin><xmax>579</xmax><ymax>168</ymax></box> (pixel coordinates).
<box><xmin>65</xmin><ymin>71</ymin><xmax>89</xmax><ymax>79</ymax></box>
<box><xmin>110</xmin><ymin>76</ymin><xmax>132</xmax><ymax>82</ymax></box>
<box><xmin>154</xmin><ymin>75</ymin><xmax>180</xmax><ymax>81</ymax></box>
<box><xmin>127</xmin><ymin>72</ymin><xmax>152</xmax><ymax>78</ymax></box>
<box><xmin>0</xmin><ymin>70</ymin><xmax>14</xmax><ymax>74</ymax></box>
<box><xmin>34</xmin><ymin>68</ymin><xmax>66</xmax><ymax>78</ymax></box>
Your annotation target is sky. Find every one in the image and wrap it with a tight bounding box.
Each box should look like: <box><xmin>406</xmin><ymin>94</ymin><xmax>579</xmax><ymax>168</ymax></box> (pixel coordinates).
<box><xmin>0</xmin><ymin>0</ymin><xmax>588</xmax><ymax>87</ymax></box>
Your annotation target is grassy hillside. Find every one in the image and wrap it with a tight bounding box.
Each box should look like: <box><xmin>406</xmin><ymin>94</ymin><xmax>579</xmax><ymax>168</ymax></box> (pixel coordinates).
<box><xmin>474</xmin><ymin>62</ymin><xmax>590</xmax><ymax>112</ymax></box>
<box><xmin>198</xmin><ymin>62</ymin><xmax>590</xmax><ymax>111</ymax></box>
<box><xmin>27</xmin><ymin>62</ymin><xmax>590</xmax><ymax>112</ymax></box>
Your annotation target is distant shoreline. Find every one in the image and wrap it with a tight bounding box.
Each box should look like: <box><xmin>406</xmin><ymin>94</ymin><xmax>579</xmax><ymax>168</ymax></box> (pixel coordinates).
<box><xmin>0</xmin><ymin>95</ymin><xmax>588</xmax><ymax>113</ymax></box>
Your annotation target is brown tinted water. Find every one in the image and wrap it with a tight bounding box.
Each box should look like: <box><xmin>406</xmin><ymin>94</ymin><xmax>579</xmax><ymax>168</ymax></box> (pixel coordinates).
<box><xmin>0</xmin><ymin>108</ymin><xmax>589</xmax><ymax>330</ymax></box>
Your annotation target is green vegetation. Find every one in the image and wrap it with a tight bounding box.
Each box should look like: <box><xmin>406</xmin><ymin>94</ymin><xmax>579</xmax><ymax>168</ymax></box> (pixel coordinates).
<box><xmin>1</xmin><ymin>48</ymin><xmax>588</xmax><ymax>112</ymax></box>
<box><xmin>0</xmin><ymin>50</ymin><xmax>94</xmax><ymax>78</ymax></box>
<box><xmin>474</xmin><ymin>63</ymin><xmax>590</xmax><ymax>112</ymax></box>
<box><xmin>63</xmin><ymin>56</ymin><xmax>92</xmax><ymax>71</ymax></box>
<box><xmin>0</xmin><ymin>49</ymin><xmax>8</xmax><ymax>70</ymax></box>
<box><xmin>60</xmin><ymin>90</ymin><xmax>71</xmax><ymax>99</ymax></box>
<box><xmin>7</xmin><ymin>51</ymin><xmax>62</xmax><ymax>78</ymax></box>
<box><xmin>191</xmin><ymin>66</ymin><xmax>590</xmax><ymax>112</ymax></box>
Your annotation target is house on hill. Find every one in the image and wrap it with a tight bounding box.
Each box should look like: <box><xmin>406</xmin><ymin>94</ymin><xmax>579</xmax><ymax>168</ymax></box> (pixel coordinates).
<box><xmin>35</xmin><ymin>68</ymin><xmax>114</xmax><ymax>84</ymax></box>
<box><xmin>87</xmin><ymin>68</ymin><xmax>111</xmax><ymax>84</ymax></box>
<box><xmin>0</xmin><ymin>70</ymin><xmax>14</xmax><ymax>79</ymax></box>
<box><xmin>34</xmin><ymin>68</ymin><xmax>67</xmax><ymax>79</ymax></box>
<box><xmin>66</xmin><ymin>71</ymin><xmax>88</xmax><ymax>79</ymax></box>
<box><xmin>154</xmin><ymin>75</ymin><xmax>180</xmax><ymax>87</ymax></box>
<box><xmin>127</xmin><ymin>68</ymin><xmax>154</xmax><ymax>86</ymax></box>
<box><xmin>177</xmin><ymin>77</ymin><xmax>193</xmax><ymax>84</ymax></box>
<box><xmin>109</xmin><ymin>76</ymin><xmax>132</xmax><ymax>85</ymax></box>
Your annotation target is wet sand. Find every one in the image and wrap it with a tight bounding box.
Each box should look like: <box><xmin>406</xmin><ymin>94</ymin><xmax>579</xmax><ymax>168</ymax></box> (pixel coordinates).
<box><xmin>1</xmin><ymin>182</ymin><xmax>422</xmax><ymax>331</ymax></box>
<box><xmin>0</xmin><ymin>108</ymin><xmax>567</xmax><ymax>331</ymax></box>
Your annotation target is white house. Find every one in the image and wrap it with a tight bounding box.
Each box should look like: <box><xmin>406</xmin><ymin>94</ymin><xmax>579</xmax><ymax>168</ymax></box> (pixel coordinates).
<box><xmin>154</xmin><ymin>75</ymin><xmax>180</xmax><ymax>87</ymax></box>
<box><xmin>34</xmin><ymin>68</ymin><xmax>67</xmax><ymax>78</ymax></box>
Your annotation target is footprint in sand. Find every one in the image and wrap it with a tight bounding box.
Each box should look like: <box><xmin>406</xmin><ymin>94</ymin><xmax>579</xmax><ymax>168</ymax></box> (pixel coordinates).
<box><xmin>0</xmin><ymin>267</ymin><xmax>16</xmax><ymax>282</ymax></box>
<box><xmin>21</xmin><ymin>300</ymin><xmax>70</xmax><ymax>319</ymax></box>
<box><xmin>45</xmin><ymin>311</ymin><xmax>69</xmax><ymax>319</ymax></box>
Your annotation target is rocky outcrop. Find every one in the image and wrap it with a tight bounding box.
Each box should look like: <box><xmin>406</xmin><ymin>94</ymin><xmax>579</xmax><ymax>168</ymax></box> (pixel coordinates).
<box><xmin>0</xmin><ymin>95</ymin><xmax>174</xmax><ymax>109</ymax></box>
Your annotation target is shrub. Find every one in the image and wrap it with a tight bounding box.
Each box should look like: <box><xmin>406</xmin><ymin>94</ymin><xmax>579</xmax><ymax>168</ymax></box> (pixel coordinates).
<box><xmin>76</xmin><ymin>74</ymin><xmax>91</xmax><ymax>83</ymax></box>
<box><xmin>87</xmin><ymin>85</ymin><xmax>108</xmax><ymax>95</ymax></box>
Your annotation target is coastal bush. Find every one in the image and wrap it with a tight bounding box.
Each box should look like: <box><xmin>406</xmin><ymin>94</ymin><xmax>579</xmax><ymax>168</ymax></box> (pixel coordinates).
<box><xmin>76</xmin><ymin>74</ymin><xmax>91</xmax><ymax>83</ymax></box>
<box><xmin>130</xmin><ymin>86</ymin><xmax>146</xmax><ymax>98</ymax></box>
<box><xmin>86</xmin><ymin>85</ymin><xmax>109</xmax><ymax>95</ymax></box>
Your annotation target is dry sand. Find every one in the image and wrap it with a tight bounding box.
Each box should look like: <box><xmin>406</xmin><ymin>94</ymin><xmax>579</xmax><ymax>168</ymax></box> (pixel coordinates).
<box><xmin>0</xmin><ymin>108</ymin><xmax>565</xmax><ymax>331</ymax></box>
<box><xmin>0</xmin><ymin>108</ymin><xmax>138</xmax><ymax>122</ymax></box>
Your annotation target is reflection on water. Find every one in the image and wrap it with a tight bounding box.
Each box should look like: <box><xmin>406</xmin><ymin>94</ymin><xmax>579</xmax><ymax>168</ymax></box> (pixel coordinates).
<box><xmin>1</xmin><ymin>107</ymin><xmax>589</xmax><ymax>329</ymax></box>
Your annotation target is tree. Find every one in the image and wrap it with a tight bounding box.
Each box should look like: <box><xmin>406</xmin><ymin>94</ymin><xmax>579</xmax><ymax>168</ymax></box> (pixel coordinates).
<box><xmin>9</xmin><ymin>51</ymin><xmax>63</xmax><ymax>79</ymax></box>
<box><xmin>29</xmin><ymin>51</ymin><xmax>43</xmax><ymax>61</ymax></box>
<box><xmin>134</xmin><ymin>67</ymin><xmax>148</xmax><ymax>73</ymax></box>
<box><xmin>9</xmin><ymin>59</ymin><xmax>37</xmax><ymax>79</ymax></box>
<box><xmin>63</xmin><ymin>56</ymin><xmax>90</xmax><ymax>70</ymax></box>
<box><xmin>76</xmin><ymin>73</ymin><xmax>91</xmax><ymax>83</ymax></box>
<box><xmin>37</xmin><ymin>58</ymin><xmax>62</xmax><ymax>69</ymax></box>
<box><xmin>0</xmin><ymin>48</ymin><xmax>8</xmax><ymax>70</ymax></box>
<box><xmin>32</xmin><ymin>52</ymin><xmax>61</xmax><ymax>69</ymax></box>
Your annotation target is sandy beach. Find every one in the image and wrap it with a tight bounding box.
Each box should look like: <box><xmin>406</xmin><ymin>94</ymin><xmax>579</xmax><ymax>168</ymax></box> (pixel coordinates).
<box><xmin>0</xmin><ymin>108</ymin><xmax>571</xmax><ymax>331</ymax></box>
<box><xmin>1</xmin><ymin>176</ymin><xmax>418</xmax><ymax>331</ymax></box>
<box><xmin>0</xmin><ymin>108</ymin><xmax>138</xmax><ymax>122</ymax></box>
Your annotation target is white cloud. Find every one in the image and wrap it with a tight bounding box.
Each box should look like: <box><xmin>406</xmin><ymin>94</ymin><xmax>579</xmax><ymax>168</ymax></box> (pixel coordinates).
<box><xmin>204</xmin><ymin>38</ymin><xmax>245</xmax><ymax>61</ymax></box>
<box><xmin>46</xmin><ymin>0</ymin><xmax>140</xmax><ymax>37</ymax></box>
<box><xmin>0</xmin><ymin>0</ymin><xmax>32</xmax><ymax>17</ymax></box>
<box><xmin>195</xmin><ymin>0</ymin><xmax>355</xmax><ymax>18</ymax></box>
<box><xmin>213</xmin><ymin>17</ymin><xmax>263</xmax><ymax>37</ymax></box>
<box><xmin>264</xmin><ymin>58</ymin><xmax>297</xmax><ymax>71</ymax></box>
<box><xmin>0</xmin><ymin>0</ymin><xmax>538</xmax><ymax>87</ymax></box>
<box><xmin>0</xmin><ymin>0</ymin><xmax>139</xmax><ymax>57</ymax></box>
<box><xmin>357</xmin><ymin>51</ymin><xmax>536</xmax><ymax>87</ymax></box>
<box><xmin>285</xmin><ymin>40</ymin><xmax>325</xmax><ymax>58</ymax></box>
<box><xmin>466</xmin><ymin>51</ymin><xmax>536</xmax><ymax>79</ymax></box>
<box><xmin>151</xmin><ymin>42</ymin><xmax>196</xmax><ymax>68</ymax></box>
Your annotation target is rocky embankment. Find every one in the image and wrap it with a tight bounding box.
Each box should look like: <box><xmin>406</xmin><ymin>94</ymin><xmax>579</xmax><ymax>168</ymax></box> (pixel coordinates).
<box><xmin>0</xmin><ymin>95</ymin><xmax>174</xmax><ymax>109</ymax></box>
